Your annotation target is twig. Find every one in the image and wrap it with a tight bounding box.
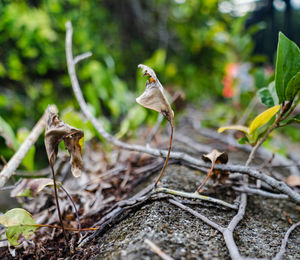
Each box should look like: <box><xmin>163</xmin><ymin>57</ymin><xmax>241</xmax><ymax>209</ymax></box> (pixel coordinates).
<box><xmin>223</xmin><ymin>193</ymin><xmax>247</xmax><ymax>260</ymax></box>
<box><xmin>73</xmin><ymin>52</ymin><xmax>92</xmax><ymax>65</ymax></box>
<box><xmin>232</xmin><ymin>186</ymin><xmax>289</xmax><ymax>199</ymax></box>
<box><xmin>65</xmin><ymin>21</ymin><xmax>300</xmax><ymax>205</ymax></box>
<box><xmin>168</xmin><ymin>199</ymin><xmax>225</xmax><ymax>232</ymax></box>
<box><xmin>273</xmin><ymin>221</ymin><xmax>300</xmax><ymax>260</ymax></box>
<box><xmin>154</xmin><ymin>187</ymin><xmax>237</xmax><ymax>210</ymax></box>
<box><xmin>0</xmin><ymin>109</ymin><xmax>49</xmax><ymax>188</ymax></box>
<box><xmin>144</xmin><ymin>239</ymin><xmax>174</xmax><ymax>260</ymax></box>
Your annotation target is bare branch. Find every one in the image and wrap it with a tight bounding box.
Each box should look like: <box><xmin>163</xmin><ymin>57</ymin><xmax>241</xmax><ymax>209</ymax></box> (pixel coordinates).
<box><xmin>233</xmin><ymin>186</ymin><xmax>289</xmax><ymax>200</ymax></box>
<box><xmin>74</xmin><ymin>52</ymin><xmax>92</xmax><ymax>65</ymax></box>
<box><xmin>168</xmin><ymin>199</ymin><xmax>225</xmax><ymax>233</ymax></box>
<box><xmin>273</xmin><ymin>221</ymin><xmax>300</xmax><ymax>260</ymax></box>
<box><xmin>0</xmin><ymin>107</ymin><xmax>52</xmax><ymax>188</ymax></box>
<box><xmin>154</xmin><ymin>187</ymin><xmax>238</xmax><ymax>210</ymax></box>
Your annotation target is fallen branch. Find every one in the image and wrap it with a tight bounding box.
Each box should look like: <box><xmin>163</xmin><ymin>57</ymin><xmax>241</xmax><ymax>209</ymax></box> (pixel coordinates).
<box><xmin>273</xmin><ymin>221</ymin><xmax>300</xmax><ymax>260</ymax></box>
<box><xmin>232</xmin><ymin>186</ymin><xmax>289</xmax><ymax>200</ymax></box>
<box><xmin>0</xmin><ymin>108</ymin><xmax>51</xmax><ymax>188</ymax></box>
<box><xmin>154</xmin><ymin>187</ymin><xmax>237</xmax><ymax>210</ymax></box>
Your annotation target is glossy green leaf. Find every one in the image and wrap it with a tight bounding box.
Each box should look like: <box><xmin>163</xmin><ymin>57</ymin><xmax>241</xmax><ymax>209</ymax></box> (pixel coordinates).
<box><xmin>258</xmin><ymin>88</ymin><xmax>274</xmax><ymax>108</ymax></box>
<box><xmin>249</xmin><ymin>105</ymin><xmax>280</xmax><ymax>134</ymax></box>
<box><xmin>0</xmin><ymin>208</ymin><xmax>37</xmax><ymax>246</ymax></box>
<box><xmin>275</xmin><ymin>32</ymin><xmax>300</xmax><ymax>103</ymax></box>
<box><xmin>285</xmin><ymin>72</ymin><xmax>300</xmax><ymax>101</ymax></box>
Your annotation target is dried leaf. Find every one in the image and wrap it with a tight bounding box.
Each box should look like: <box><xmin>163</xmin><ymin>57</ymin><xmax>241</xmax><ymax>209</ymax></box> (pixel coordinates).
<box><xmin>45</xmin><ymin>105</ymin><xmax>84</xmax><ymax>177</ymax></box>
<box><xmin>285</xmin><ymin>175</ymin><xmax>300</xmax><ymax>187</ymax></box>
<box><xmin>0</xmin><ymin>208</ymin><xmax>37</xmax><ymax>246</ymax></box>
<box><xmin>197</xmin><ymin>149</ymin><xmax>229</xmax><ymax>192</ymax></box>
<box><xmin>10</xmin><ymin>178</ymin><xmax>60</xmax><ymax>197</ymax></box>
<box><xmin>202</xmin><ymin>149</ymin><xmax>228</xmax><ymax>164</ymax></box>
<box><xmin>136</xmin><ymin>64</ymin><xmax>174</xmax><ymax>126</ymax></box>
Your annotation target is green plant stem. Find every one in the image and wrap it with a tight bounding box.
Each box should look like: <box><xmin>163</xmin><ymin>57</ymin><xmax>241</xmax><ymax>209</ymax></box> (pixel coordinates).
<box><xmin>50</xmin><ymin>164</ymin><xmax>68</xmax><ymax>243</ymax></box>
<box><xmin>153</xmin><ymin>187</ymin><xmax>238</xmax><ymax>210</ymax></box>
<box><xmin>154</xmin><ymin>123</ymin><xmax>173</xmax><ymax>187</ymax></box>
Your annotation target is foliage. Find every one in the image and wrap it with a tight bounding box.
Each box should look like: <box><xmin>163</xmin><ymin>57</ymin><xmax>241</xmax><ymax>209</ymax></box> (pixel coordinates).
<box><xmin>0</xmin><ymin>0</ymin><xmax>254</xmax><ymax>169</ymax></box>
<box><xmin>219</xmin><ymin>33</ymin><xmax>300</xmax><ymax>146</ymax></box>
<box><xmin>0</xmin><ymin>208</ymin><xmax>37</xmax><ymax>246</ymax></box>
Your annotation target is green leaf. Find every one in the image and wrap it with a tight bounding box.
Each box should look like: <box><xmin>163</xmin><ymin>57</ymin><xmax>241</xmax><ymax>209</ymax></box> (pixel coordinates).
<box><xmin>0</xmin><ymin>208</ymin><xmax>37</xmax><ymax>246</ymax></box>
<box><xmin>275</xmin><ymin>32</ymin><xmax>300</xmax><ymax>103</ymax></box>
<box><xmin>285</xmin><ymin>72</ymin><xmax>300</xmax><ymax>101</ymax></box>
<box><xmin>285</xmin><ymin>114</ymin><xmax>300</xmax><ymax>125</ymax></box>
<box><xmin>17</xmin><ymin>128</ymin><xmax>35</xmax><ymax>171</ymax></box>
<box><xmin>258</xmin><ymin>88</ymin><xmax>274</xmax><ymax>108</ymax></box>
<box><xmin>238</xmin><ymin>137</ymin><xmax>248</xmax><ymax>145</ymax></box>
<box><xmin>218</xmin><ymin>125</ymin><xmax>249</xmax><ymax>134</ymax></box>
<box><xmin>0</xmin><ymin>116</ymin><xmax>19</xmax><ymax>150</ymax></box>
<box><xmin>249</xmin><ymin>105</ymin><xmax>280</xmax><ymax>134</ymax></box>
<box><xmin>257</xmin><ymin>81</ymin><xmax>279</xmax><ymax>108</ymax></box>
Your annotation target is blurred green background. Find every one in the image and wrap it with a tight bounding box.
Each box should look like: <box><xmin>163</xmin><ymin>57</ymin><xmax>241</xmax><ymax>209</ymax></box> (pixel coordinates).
<box><xmin>1</xmin><ymin>0</ymin><xmax>300</xmax><ymax>170</ymax></box>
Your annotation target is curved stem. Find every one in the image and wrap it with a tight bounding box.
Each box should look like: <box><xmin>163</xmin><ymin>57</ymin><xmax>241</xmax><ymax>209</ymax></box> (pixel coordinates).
<box><xmin>154</xmin><ymin>123</ymin><xmax>173</xmax><ymax>187</ymax></box>
<box><xmin>59</xmin><ymin>184</ymin><xmax>81</xmax><ymax>236</ymax></box>
<box><xmin>50</xmin><ymin>164</ymin><xmax>67</xmax><ymax>243</ymax></box>
<box><xmin>196</xmin><ymin>160</ymin><xmax>215</xmax><ymax>193</ymax></box>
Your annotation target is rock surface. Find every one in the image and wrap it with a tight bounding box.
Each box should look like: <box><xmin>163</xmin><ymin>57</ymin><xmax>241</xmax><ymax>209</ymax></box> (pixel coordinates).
<box><xmin>91</xmin><ymin>162</ymin><xmax>300</xmax><ymax>259</ymax></box>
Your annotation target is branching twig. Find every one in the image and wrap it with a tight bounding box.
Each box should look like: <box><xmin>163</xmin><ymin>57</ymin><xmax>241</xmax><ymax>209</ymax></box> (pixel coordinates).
<box><xmin>0</xmin><ymin>109</ymin><xmax>49</xmax><ymax>188</ymax></box>
<box><xmin>168</xmin><ymin>199</ymin><xmax>225</xmax><ymax>232</ymax></box>
<box><xmin>154</xmin><ymin>187</ymin><xmax>237</xmax><ymax>210</ymax></box>
<box><xmin>273</xmin><ymin>221</ymin><xmax>300</xmax><ymax>260</ymax></box>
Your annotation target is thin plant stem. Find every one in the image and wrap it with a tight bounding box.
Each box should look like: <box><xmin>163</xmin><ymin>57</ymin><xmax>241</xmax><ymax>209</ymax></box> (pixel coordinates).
<box><xmin>58</xmin><ymin>184</ymin><xmax>81</xmax><ymax>236</ymax></box>
<box><xmin>154</xmin><ymin>123</ymin><xmax>173</xmax><ymax>187</ymax></box>
<box><xmin>50</xmin><ymin>164</ymin><xmax>67</xmax><ymax>243</ymax></box>
<box><xmin>196</xmin><ymin>160</ymin><xmax>215</xmax><ymax>193</ymax></box>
